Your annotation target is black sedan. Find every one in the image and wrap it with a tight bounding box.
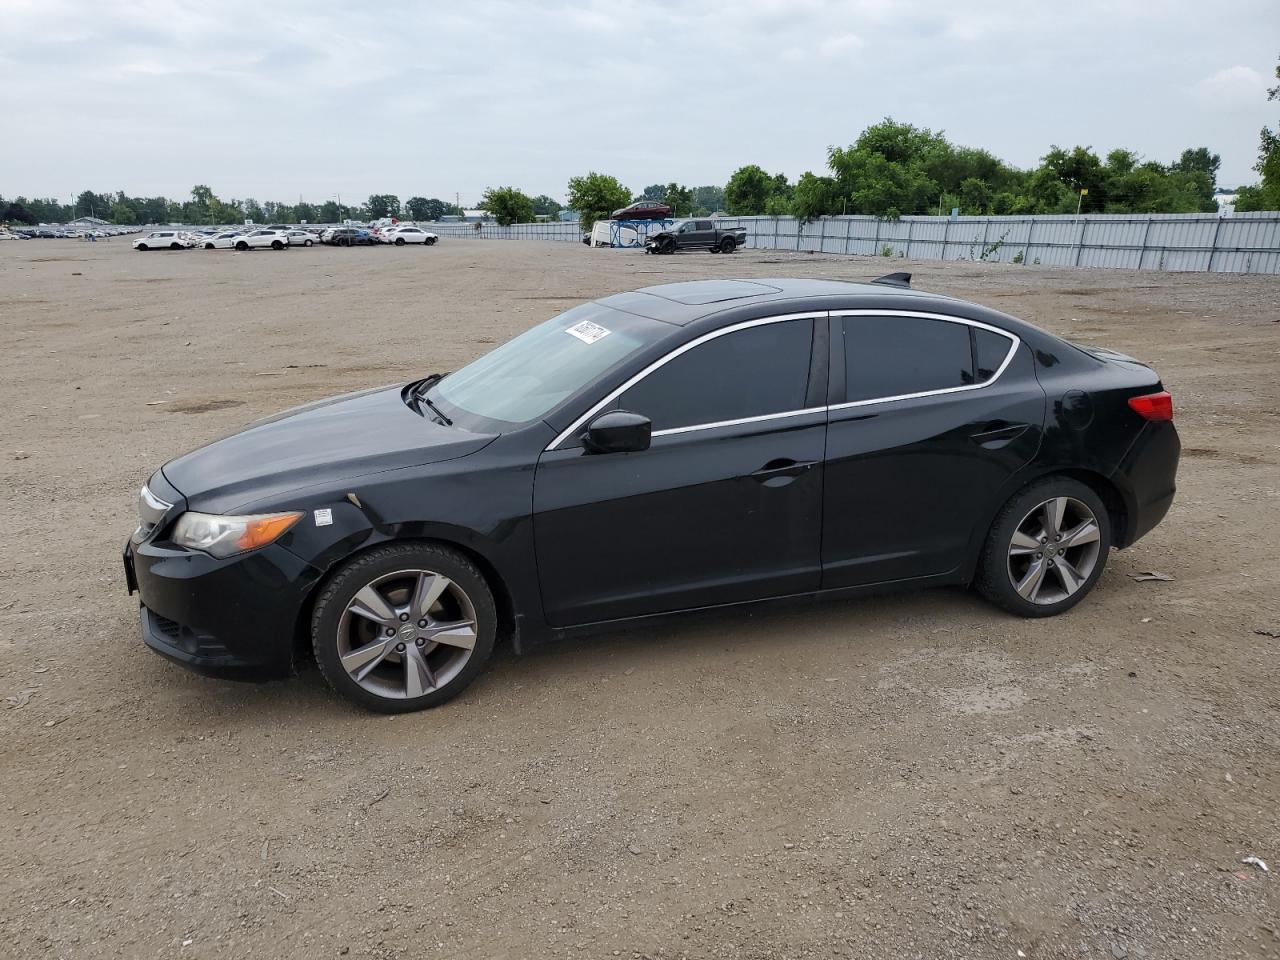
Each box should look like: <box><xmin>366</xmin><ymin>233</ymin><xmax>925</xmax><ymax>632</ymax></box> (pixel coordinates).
<box><xmin>125</xmin><ymin>276</ymin><xmax>1179</xmax><ymax>712</ymax></box>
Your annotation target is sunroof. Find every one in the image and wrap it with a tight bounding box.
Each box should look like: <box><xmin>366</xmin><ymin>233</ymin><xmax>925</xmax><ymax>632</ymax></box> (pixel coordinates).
<box><xmin>639</xmin><ymin>280</ymin><xmax>783</xmax><ymax>305</ymax></box>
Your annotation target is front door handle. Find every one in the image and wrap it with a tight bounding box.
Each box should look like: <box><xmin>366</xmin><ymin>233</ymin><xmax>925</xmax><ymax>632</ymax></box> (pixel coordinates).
<box><xmin>750</xmin><ymin>458</ymin><xmax>816</xmax><ymax>483</ymax></box>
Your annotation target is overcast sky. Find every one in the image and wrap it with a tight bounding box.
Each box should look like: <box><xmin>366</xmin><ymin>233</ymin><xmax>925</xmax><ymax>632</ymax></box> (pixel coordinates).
<box><xmin>2</xmin><ymin>0</ymin><xmax>1277</xmax><ymax>205</ymax></box>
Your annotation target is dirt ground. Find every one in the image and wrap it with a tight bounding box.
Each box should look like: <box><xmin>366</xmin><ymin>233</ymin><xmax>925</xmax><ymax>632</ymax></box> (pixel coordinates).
<box><xmin>1</xmin><ymin>237</ymin><xmax>1278</xmax><ymax>960</ymax></box>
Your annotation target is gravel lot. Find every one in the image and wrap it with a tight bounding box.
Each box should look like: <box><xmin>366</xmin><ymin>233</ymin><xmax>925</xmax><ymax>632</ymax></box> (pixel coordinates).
<box><xmin>1</xmin><ymin>237</ymin><xmax>1278</xmax><ymax>959</ymax></box>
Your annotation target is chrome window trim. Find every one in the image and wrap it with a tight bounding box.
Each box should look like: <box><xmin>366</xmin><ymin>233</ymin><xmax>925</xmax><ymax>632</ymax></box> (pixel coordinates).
<box><xmin>652</xmin><ymin>406</ymin><xmax>826</xmax><ymax>438</ymax></box>
<box><xmin>828</xmin><ymin>309</ymin><xmax>1020</xmax><ymax>412</ymax></box>
<box><xmin>545</xmin><ymin>311</ymin><xmax>822</xmax><ymax>451</ymax></box>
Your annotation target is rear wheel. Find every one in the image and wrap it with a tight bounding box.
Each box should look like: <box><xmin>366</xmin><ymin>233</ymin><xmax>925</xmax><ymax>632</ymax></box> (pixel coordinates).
<box><xmin>719</xmin><ymin>236</ymin><xmax>737</xmax><ymax>253</ymax></box>
<box><xmin>425</xmin><ymin>236</ymin><xmax>437</xmax><ymax>245</ymax></box>
<box><xmin>976</xmin><ymin>477</ymin><xmax>1111</xmax><ymax>617</ymax></box>
<box><xmin>312</xmin><ymin>543</ymin><xmax>497</xmax><ymax>713</ymax></box>
<box><xmin>169</xmin><ymin>242</ymin><xmax>181</xmax><ymax>250</ymax></box>
<box><xmin>304</xmin><ymin>239</ymin><xmax>313</xmax><ymax>247</ymax></box>
<box><xmin>271</xmin><ymin>240</ymin><xmax>283</xmax><ymax>250</ymax></box>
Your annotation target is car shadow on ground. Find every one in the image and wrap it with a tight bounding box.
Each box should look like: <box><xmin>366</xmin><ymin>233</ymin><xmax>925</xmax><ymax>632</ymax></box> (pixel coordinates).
<box><xmin>130</xmin><ymin>585</ymin><xmax>1005</xmax><ymax>723</ymax></box>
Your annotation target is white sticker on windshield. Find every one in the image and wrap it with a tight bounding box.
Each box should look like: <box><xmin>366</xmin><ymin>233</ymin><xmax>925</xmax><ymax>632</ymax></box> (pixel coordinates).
<box><xmin>565</xmin><ymin>320</ymin><xmax>611</xmax><ymax>344</ymax></box>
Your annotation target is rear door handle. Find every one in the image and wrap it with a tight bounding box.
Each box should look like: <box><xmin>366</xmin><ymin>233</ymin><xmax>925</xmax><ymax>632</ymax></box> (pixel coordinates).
<box><xmin>750</xmin><ymin>458</ymin><xmax>816</xmax><ymax>483</ymax></box>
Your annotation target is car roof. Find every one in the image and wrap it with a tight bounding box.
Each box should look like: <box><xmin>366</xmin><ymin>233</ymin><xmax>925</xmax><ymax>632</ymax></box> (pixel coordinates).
<box><xmin>593</xmin><ymin>277</ymin><xmax>1052</xmax><ymax>344</ymax></box>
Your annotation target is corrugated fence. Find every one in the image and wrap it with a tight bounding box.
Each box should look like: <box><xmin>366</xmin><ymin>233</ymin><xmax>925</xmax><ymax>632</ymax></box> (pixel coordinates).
<box><xmin>429</xmin><ymin>212</ymin><xmax>1280</xmax><ymax>273</ymax></box>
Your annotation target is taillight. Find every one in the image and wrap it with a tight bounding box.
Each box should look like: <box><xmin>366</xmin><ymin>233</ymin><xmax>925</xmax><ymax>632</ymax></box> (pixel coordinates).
<box><xmin>1128</xmin><ymin>391</ymin><xmax>1173</xmax><ymax>421</ymax></box>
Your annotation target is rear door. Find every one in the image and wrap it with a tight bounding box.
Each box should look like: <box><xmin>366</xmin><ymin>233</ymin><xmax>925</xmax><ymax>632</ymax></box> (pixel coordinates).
<box><xmin>822</xmin><ymin>310</ymin><xmax>1045</xmax><ymax>587</ymax></box>
<box><xmin>533</xmin><ymin>314</ymin><xmax>828</xmax><ymax>626</ymax></box>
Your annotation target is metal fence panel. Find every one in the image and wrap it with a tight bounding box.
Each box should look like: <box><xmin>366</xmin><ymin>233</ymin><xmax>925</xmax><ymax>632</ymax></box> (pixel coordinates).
<box><xmin>422</xmin><ymin>212</ymin><xmax>1280</xmax><ymax>273</ymax></box>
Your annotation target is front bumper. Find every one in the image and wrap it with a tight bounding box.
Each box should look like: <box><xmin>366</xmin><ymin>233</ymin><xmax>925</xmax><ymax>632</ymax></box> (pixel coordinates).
<box><xmin>126</xmin><ymin>538</ymin><xmax>322</xmax><ymax>682</ymax></box>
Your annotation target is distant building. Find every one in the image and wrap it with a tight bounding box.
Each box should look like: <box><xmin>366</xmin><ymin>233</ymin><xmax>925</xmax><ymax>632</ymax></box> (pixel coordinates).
<box><xmin>462</xmin><ymin>209</ymin><xmax>492</xmax><ymax>222</ymax></box>
<box><xmin>1215</xmin><ymin>193</ymin><xmax>1238</xmax><ymax>215</ymax></box>
<box><xmin>69</xmin><ymin>215</ymin><xmax>109</xmax><ymax>228</ymax></box>
<box><xmin>557</xmin><ymin>209</ymin><xmax>580</xmax><ymax>222</ymax></box>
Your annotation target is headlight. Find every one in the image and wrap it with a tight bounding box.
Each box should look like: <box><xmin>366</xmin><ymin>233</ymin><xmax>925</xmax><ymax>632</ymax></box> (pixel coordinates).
<box><xmin>170</xmin><ymin>511</ymin><xmax>303</xmax><ymax>558</ymax></box>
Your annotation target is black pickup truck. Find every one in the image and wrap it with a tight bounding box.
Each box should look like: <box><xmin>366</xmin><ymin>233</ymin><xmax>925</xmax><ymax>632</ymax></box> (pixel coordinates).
<box><xmin>644</xmin><ymin>219</ymin><xmax>747</xmax><ymax>254</ymax></box>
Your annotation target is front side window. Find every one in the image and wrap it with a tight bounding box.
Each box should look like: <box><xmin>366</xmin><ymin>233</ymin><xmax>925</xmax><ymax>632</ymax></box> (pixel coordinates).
<box><xmin>841</xmin><ymin>315</ymin><xmax>1009</xmax><ymax>403</ymax></box>
<box><xmin>617</xmin><ymin>318</ymin><xmax>814</xmax><ymax>432</ymax></box>
<box><xmin>429</xmin><ymin>305</ymin><xmax>667</xmax><ymax>428</ymax></box>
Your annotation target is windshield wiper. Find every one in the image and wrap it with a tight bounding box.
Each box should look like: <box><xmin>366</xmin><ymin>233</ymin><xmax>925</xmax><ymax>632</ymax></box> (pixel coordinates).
<box><xmin>409</xmin><ymin>373</ymin><xmax>453</xmax><ymax>425</ymax></box>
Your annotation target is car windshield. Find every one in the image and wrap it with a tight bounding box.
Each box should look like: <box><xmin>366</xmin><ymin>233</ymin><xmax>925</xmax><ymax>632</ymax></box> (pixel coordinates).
<box><xmin>429</xmin><ymin>303</ymin><xmax>666</xmax><ymax>427</ymax></box>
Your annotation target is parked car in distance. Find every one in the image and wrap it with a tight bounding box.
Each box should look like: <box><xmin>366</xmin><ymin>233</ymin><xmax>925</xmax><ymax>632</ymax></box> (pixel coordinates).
<box><xmin>645</xmin><ymin>219</ymin><xmax>747</xmax><ymax>254</ymax></box>
<box><xmin>233</xmin><ymin>229</ymin><xmax>289</xmax><ymax>251</ymax></box>
<box><xmin>125</xmin><ymin>274</ymin><xmax>1180</xmax><ymax>713</ymax></box>
<box><xmin>380</xmin><ymin>226</ymin><xmax>439</xmax><ymax>246</ymax></box>
<box><xmin>281</xmin><ymin>229</ymin><xmax>315</xmax><ymax>247</ymax></box>
<box><xmin>612</xmin><ymin>200</ymin><xmax>673</xmax><ymax>220</ymax></box>
<box><xmin>325</xmin><ymin>227</ymin><xmax>376</xmax><ymax>246</ymax></box>
<box><xmin>133</xmin><ymin>231</ymin><xmax>193</xmax><ymax>251</ymax></box>
<box><xmin>202</xmin><ymin>232</ymin><xmax>243</xmax><ymax>250</ymax></box>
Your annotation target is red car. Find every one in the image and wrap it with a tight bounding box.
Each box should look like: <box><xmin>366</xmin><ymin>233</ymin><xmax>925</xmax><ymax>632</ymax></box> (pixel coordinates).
<box><xmin>611</xmin><ymin>200</ymin><xmax>673</xmax><ymax>221</ymax></box>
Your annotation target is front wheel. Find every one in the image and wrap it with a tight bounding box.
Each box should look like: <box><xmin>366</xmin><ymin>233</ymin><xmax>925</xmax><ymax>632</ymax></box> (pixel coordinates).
<box><xmin>312</xmin><ymin>543</ymin><xmax>498</xmax><ymax>713</ymax></box>
<box><xmin>394</xmin><ymin>237</ymin><xmax>405</xmax><ymax>246</ymax></box>
<box><xmin>235</xmin><ymin>240</ymin><xmax>248</xmax><ymax>251</ymax></box>
<box><xmin>204</xmin><ymin>243</ymin><xmax>214</xmax><ymax>250</ymax></box>
<box><xmin>136</xmin><ymin>243</ymin><xmax>148</xmax><ymax>251</ymax></box>
<box><xmin>976</xmin><ymin>477</ymin><xmax>1111</xmax><ymax>617</ymax></box>
<box><xmin>661</xmin><ymin>238</ymin><xmax>676</xmax><ymax>255</ymax></box>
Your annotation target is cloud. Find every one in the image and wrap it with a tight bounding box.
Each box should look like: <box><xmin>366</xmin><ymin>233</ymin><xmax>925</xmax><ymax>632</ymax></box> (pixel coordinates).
<box><xmin>1195</xmin><ymin>65</ymin><xmax>1270</xmax><ymax>108</ymax></box>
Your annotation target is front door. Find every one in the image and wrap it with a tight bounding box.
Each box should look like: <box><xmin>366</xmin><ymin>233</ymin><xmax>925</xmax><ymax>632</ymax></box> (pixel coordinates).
<box><xmin>533</xmin><ymin>315</ymin><xmax>826</xmax><ymax>626</ymax></box>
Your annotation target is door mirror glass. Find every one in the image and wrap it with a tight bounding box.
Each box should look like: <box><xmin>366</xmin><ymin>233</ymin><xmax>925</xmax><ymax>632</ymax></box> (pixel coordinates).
<box><xmin>583</xmin><ymin>410</ymin><xmax>651</xmax><ymax>454</ymax></box>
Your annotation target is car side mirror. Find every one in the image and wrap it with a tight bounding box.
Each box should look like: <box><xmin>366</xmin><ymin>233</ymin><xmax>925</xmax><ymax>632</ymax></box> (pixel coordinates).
<box><xmin>582</xmin><ymin>410</ymin><xmax>651</xmax><ymax>454</ymax></box>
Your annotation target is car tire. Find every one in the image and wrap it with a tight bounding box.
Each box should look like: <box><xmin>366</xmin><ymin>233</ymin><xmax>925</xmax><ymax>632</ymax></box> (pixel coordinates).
<box><xmin>304</xmin><ymin>239</ymin><xmax>313</xmax><ymax>247</ymax></box>
<box><xmin>204</xmin><ymin>243</ymin><xmax>214</xmax><ymax>250</ymax></box>
<box><xmin>395</xmin><ymin>237</ymin><xmax>405</xmax><ymax>246</ymax></box>
<box><xmin>426</xmin><ymin>237</ymin><xmax>437</xmax><ymax>245</ymax></box>
<box><xmin>136</xmin><ymin>243</ymin><xmax>148</xmax><ymax>251</ymax></box>
<box><xmin>169</xmin><ymin>242</ymin><xmax>181</xmax><ymax>250</ymax></box>
<box><xmin>235</xmin><ymin>241</ymin><xmax>248</xmax><ymax>251</ymax></box>
<box><xmin>719</xmin><ymin>237</ymin><xmax>737</xmax><ymax>253</ymax></box>
<box><xmin>975</xmin><ymin>476</ymin><xmax>1112</xmax><ymax>618</ymax></box>
<box><xmin>661</xmin><ymin>238</ymin><xmax>676</xmax><ymax>255</ymax></box>
<box><xmin>271</xmin><ymin>240</ymin><xmax>283</xmax><ymax>250</ymax></box>
<box><xmin>312</xmin><ymin>543</ymin><xmax>498</xmax><ymax>713</ymax></box>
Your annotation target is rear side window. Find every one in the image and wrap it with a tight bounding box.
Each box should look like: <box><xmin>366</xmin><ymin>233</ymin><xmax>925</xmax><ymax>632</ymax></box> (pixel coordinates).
<box><xmin>974</xmin><ymin>327</ymin><xmax>1012</xmax><ymax>382</ymax></box>
<box><xmin>842</xmin><ymin>316</ymin><xmax>974</xmax><ymax>402</ymax></box>
<box><xmin>618</xmin><ymin>319</ymin><xmax>813</xmax><ymax>431</ymax></box>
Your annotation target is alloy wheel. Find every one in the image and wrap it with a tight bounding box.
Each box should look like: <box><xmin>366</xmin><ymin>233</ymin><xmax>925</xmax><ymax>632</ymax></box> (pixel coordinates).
<box><xmin>336</xmin><ymin>569</ymin><xmax>479</xmax><ymax>700</ymax></box>
<box><xmin>1006</xmin><ymin>496</ymin><xmax>1102</xmax><ymax>605</ymax></box>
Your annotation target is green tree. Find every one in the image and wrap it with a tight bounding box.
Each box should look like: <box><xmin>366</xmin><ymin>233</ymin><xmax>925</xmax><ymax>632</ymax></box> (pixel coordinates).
<box><xmin>243</xmin><ymin>198</ymin><xmax>265</xmax><ymax>223</ymax></box>
<box><xmin>531</xmin><ymin>194</ymin><xmax>563</xmax><ymax>218</ymax></box>
<box><xmin>1</xmin><ymin>201</ymin><xmax>37</xmax><ymax>225</ymax></box>
<box><xmin>640</xmin><ymin>184</ymin><xmax>666</xmax><ymax>202</ymax></box>
<box><xmin>724</xmin><ymin>165</ymin><xmax>775</xmax><ymax>215</ymax></box>
<box><xmin>692</xmin><ymin>185</ymin><xmax>725</xmax><ymax>212</ymax></box>
<box><xmin>367</xmin><ymin>194</ymin><xmax>401</xmax><ymax>219</ymax></box>
<box><xmin>406</xmin><ymin>196</ymin><xmax>451</xmax><ymax>221</ymax></box>
<box><xmin>566</xmin><ymin>172</ymin><xmax>631</xmax><ymax>228</ymax></box>
<box><xmin>480</xmin><ymin>186</ymin><xmax>535</xmax><ymax>225</ymax></box>
<box><xmin>661</xmin><ymin>183</ymin><xmax>694</xmax><ymax>216</ymax></box>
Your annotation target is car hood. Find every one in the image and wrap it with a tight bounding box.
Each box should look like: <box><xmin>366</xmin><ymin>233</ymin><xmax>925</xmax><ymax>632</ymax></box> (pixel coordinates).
<box><xmin>162</xmin><ymin>384</ymin><xmax>496</xmax><ymax>514</ymax></box>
